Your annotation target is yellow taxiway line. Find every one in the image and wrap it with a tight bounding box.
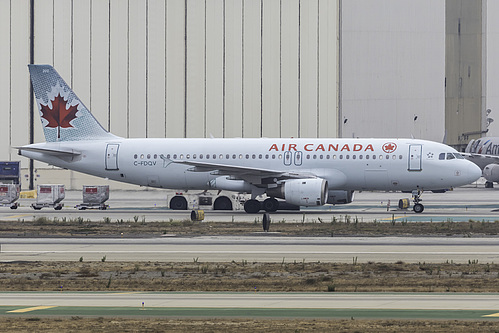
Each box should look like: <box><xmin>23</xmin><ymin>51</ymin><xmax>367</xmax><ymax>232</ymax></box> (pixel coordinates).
<box><xmin>7</xmin><ymin>306</ymin><xmax>57</xmax><ymax>313</ymax></box>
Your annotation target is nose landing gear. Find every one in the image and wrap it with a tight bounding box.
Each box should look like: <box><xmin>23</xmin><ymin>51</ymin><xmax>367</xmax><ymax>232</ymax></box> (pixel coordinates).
<box><xmin>412</xmin><ymin>190</ymin><xmax>424</xmax><ymax>213</ymax></box>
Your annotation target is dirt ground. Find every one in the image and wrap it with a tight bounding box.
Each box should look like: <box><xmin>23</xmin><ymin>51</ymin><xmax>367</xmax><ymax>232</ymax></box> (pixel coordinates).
<box><xmin>1</xmin><ymin>317</ymin><xmax>499</xmax><ymax>333</ymax></box>
<box><xmin>3</xmin><ymin>218</ymin><xmax>499</xmax><ymax>237</ymax></box>
<box><xmin>1</xmin><ymin>260</ymin><xmax>499</xmax><ymax>293</ymax></box>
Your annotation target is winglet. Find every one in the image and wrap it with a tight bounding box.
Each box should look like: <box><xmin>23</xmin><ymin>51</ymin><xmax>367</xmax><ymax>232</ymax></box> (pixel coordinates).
<box><xmin>28</xmin><ymin>65</ymin><xmax>117</xmax><ymax>142</ymax></box>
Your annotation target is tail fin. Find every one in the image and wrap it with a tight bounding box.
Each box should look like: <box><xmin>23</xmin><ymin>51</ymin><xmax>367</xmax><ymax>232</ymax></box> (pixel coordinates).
<box><xmin>28</xmin><ymin>64</ymin><xmax>117</xmax><ymax>142</ymax></box>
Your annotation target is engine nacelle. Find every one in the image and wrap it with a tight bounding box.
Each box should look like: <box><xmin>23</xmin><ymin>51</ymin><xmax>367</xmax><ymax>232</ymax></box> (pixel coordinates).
<box><xmin>327</xmin><ymin>190</ymin><xmax>354</xmax><ymax>204</ymax></box>
<box><xmin>267</xmin><ymin>178</ymin><xmax>328</xmax><ymax>207</ymax></box>
<box><xmin>483</xmin><ymin>163</ymin><xmax>499</xmax><ymax>182</ymax></box>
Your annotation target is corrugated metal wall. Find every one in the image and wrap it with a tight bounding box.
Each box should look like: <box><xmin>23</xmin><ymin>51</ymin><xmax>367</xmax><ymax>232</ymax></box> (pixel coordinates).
<box><xmin>0</xmin><ymin>0</ymin><xmax>339</xmax><ymax>171</ymax></box>
<box><xmin>340</xmin><ymin>0</ymin><xmax>445</xmax><ymax>142</ymax></box>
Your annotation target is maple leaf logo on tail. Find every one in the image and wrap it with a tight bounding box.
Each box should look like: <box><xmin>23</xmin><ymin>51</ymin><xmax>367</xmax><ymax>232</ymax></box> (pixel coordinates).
<box><xmin>40</xmin><ymin>93</ymin><xmax>79</xmax><ymax>139</ymax></box>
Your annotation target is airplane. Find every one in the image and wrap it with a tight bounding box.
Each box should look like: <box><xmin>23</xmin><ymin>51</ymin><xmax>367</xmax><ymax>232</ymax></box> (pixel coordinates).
<box><xmin>18</xmin><ymin>65</ymin><xmax>481</xmax><ymax>213</ymax></box>
<box><xmin>464</xmin><ymin>137</ymin><xmax>499</xmax><ymax>188</ymax></box>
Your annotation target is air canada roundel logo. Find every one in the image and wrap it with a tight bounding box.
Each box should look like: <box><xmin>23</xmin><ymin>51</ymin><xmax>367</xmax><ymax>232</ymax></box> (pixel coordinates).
<box><xmin>382</xmin><ymin>142</ymin><xmax>397</xmax><ymax>153</ymax></box>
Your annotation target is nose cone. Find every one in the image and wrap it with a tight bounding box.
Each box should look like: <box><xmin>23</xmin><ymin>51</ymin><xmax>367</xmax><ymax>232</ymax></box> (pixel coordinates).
<box><xmin>466</xmin><ymin>162</ymin><xmax>482</xmax><ymax>184</ymax></box>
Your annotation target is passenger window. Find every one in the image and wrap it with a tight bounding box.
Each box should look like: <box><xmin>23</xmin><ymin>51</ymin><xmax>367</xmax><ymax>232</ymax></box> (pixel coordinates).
<box><xmin>232</xmin><ymin>154</ymin><xmax>236</xmax><ymax>159</ymax></box>
<box><xmin>259</xmin><ymin>154</ymin><xmax>262</xmax><ymax>159</ymax></box>
<box><xmin>252</xmin><ymin>154</ymin><xmax>256</xmax><ymax>159</ymax></box>
<box><xmin>180</xmin><ymin>154</ymin><xmax>184</xmax><ymax>159</ymax></box>
<box><xmin>199</xmin><ymin>154</ymin><xmax>203</xmax><ymax>159</ymax></box>
<box><xmin>147</xmin><ymin>154</ymin><xmax>151</xmax><ymax>159</ymax></box>
<box><xmin>313</xmin><ymin>155</ymin><xmax>317</xmax><ymax>159</ymax></box>
<box><xmin>245</xmin><ymin>154</ymin><xmax>249</xmax><ymax>159</ymax></box>
<box><xmin>366</xmin><ymin>155</ymin><xmax>369</xmax><ymax>160</ymax></box>
<box><xmin>167</xmin><ymin>154</ymin><xmax>171</xmax><ymax>159</ymax></box>
<box><xmin>346</xmin><ymin>155</ymin><xmax>350</xmax><ymax>160</ymax></box>
<box><xmin>265</xmin><ymin>154</ymin><xmax>269</xmax><ymax>159</ymax></box>
<box><xmin>339</xmin><ymin>155</ymin><xmax>343</xmax><ymax>160</ymax></box>
<box><xmin>372</xmin><ymin>155</ymin><xmax>376</xmax><ymax>160</ymax></box>
<box><xmin>186</xmin><ymin>154</ymin><xmax>190</xmax><ymax>159</ymax></box>
<box><xmin>226</xmin><ymin>154</ymin><xmax>229</xmax><ymax>159</ymax></box>
<box><xmin>359</xmin><ymin>155</ymin><xmax>363</xmax><ymax>160</ymax></box>
<box><xmin>134</xmin><ymin>154</ymin><xmax>138</xmax><ymax>159</ymax></box>
<box><xmin>173</xmin><ymin>154</ymin><xmax>177</xmax><ymax>159</ymax></box>
<box><xmin>193</xmin><ymin>154</ymin><xmax>196</xmax><ymax>159</ymax></box>
<box><xmin>352</xmin><ymin>155</ymin><xmax>356</xmax><ymax>160</ymax></box>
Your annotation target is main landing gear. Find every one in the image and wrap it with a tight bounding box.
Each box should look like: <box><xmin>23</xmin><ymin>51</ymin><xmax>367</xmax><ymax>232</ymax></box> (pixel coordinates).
<box><xmin>244</xmin><ymin>198</ymin><xmax>279</xmax><ymax>214</ymax></box>
<box><xmin>412</xmin><ymin>190</ymin><xmax>424</xmax><ymax>213</ymax></box>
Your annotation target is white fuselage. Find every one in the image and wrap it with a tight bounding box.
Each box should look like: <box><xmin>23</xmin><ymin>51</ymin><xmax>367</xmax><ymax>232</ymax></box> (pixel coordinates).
<box><xmin>21</xmin><ymin>138</ymin><xmax>481</xmax><ymax>192</ymax></box>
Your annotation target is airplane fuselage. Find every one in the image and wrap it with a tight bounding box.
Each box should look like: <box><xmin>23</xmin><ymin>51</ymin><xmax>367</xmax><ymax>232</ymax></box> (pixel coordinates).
<box><xmin>21</xmin><ymin>137</ymin><xmax>479</xmax><ymax>192</ymax></box>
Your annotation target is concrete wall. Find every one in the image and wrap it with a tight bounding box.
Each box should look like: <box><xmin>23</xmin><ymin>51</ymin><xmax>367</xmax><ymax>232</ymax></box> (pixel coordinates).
<box><xmin>445</xmin><ymin>0</ymin><xmax>484</xmax><ymax>149</ymax></box>
<box><xmin>340</xmin><ymin>0</ymin><xmax>445</xmax><ymax>142</ymax></box>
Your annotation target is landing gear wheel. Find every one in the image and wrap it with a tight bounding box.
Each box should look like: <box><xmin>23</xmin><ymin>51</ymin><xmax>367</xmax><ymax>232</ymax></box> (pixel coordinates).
<box><xmin>485</xmin><ymin>181</ymin><xmax>494</xmax><ymax>188</ymax></box>
<box><xmin>262</xmin><ymin>198</ymin><xmax>279</xmax><ymax>212</ymax></box>
<box><xmin>54</xmin><ymin>205</ymin><xmax>63</xmax><ymax>211</ymax></box>
<box><xmin>244</xmin><ymin>199</ymin><xmax>261</xmax><ymax>213</ymax></box>
<box><xmin>213</xmin><ymin>196</ymin><xmax>233</xmax><ymax>210</ymax></box>
<box><xmin>262</xmin><ymin>213</ymin><xmax>271</xmax><ymax>231</ymax></box>
<box><xmin>170</xmin><ymin>196</ymin><xmax>188</xmax><ymax>210</ymax></box>
<box><xmin>413</xmin><ymin>203</ymin><xmax>424</xmax><ymax>213</ymax></box>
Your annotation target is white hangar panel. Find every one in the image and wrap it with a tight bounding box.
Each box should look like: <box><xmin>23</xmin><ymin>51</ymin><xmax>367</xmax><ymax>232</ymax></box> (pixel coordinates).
<box><xmin>318</xmin><ymin>0</ymin><xmax>338</xmax><ymax>138</ymax></box>
<box><xmin>147</xmin><ymin>0</ymin><xmax>167</xmax><ymax>138</ymax></box>
<box><xmin>186</xmin><ymin>0</ymin><xmax>206</xmax><ymax>138</ymax></box>
<box><xmin>0</xmin><ymin>0</ymin><xmax>11</xmax><ymax>161</ymax></box>
<box><xmin>261</xmin><ymin>0</ymin><xmax>280</xmax><ymax>138</ymax></box>
<box><xmin>53</xmin><ymin>0</ymin><xmax>72</xmax><ymax>81</ymax></box>
<box><xmin>109</xmin><ymin>0</ymin><xmax>128</xmax><ymax>137</ymax></box>
<box><xmin>242</xmin><ymin>0</ymin><xmax>262</xmax><ymax>138</ymax></box>
<box><xmin>72</xmin><ymin>0</ymin><xmax>91</xmax><ymax>116</ymax></box>
<box><xmin>280</xmin><ymin>0</ymin><xmax>299</xmax><ymax>138</ymax></box>
<box><xmin>224</xmin><ymin>0</ymin><xmax>243</xmax><ymax>138</ymax></box>
<box><xmin>90</xmin><ymin>0</ymin><xmax>110</xmax><ymax>131</ymax></box>
<box><xmin>165</xmin><ymin>0</ymin><xmax>186</xmax><ymax>138</ymax></box>
<box><xmin>128</xmin><ymin>0</ymin><xmax>147</xmax><ymax>138</ymax></box>
<box><xmin>299</xmin><ymin>0</ymin><xmax>319</xmax><ymax>138</ymax></box>
<box><xmin>10</xmin><ymin>0</ymin><xmax>30</xmax><ymax>166</ymax></box>
<box><xmin>205</xmin><ymin>0</ymin><xmax>224</xmax><ymax>138</ymax></box>
<box><xmin>341</xmin><ymin>0</ymin><xmax>444</xmax><ymax>141</ymax></box>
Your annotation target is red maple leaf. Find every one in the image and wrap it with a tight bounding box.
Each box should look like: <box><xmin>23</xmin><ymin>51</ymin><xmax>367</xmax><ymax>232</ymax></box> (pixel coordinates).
<box><xmin>40</xmin><ymin>93</ymin><xmax>79</xmax><ymax>138</ymax></box>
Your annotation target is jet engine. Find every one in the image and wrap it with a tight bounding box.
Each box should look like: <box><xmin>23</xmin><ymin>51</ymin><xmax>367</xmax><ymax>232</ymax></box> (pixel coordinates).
<box><xmin>483</xmin><ymin>163</ymin><xmax>499</xmax><ymax>183</ymax></box>
<box><xmin>266</xmin><ymin>178</ymin><xmax>328</xmax><ymax>206</ymax></box>
<box><xmin>327</xmin><ymin>190</ymin><xmax>354</xmax><ymax>204</ymax></box>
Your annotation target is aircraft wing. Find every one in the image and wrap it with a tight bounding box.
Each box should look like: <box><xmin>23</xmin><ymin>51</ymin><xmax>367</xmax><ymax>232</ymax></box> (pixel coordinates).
<box><xmin>171</xmin><ymin>159</ymin><xmax>316</xmax><ymax>181</ymax></box>
<box><xmin>462</xmin><ymin>152</ymin><xmax>499</xmax><ymax>165</ymax></box>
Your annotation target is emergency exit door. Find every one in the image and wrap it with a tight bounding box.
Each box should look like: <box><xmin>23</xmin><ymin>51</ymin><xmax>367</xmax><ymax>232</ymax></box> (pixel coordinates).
<box><xmin>105</xmin><ymin>144</ymin><xmax>119</xmax><ymax>170</ymax></box>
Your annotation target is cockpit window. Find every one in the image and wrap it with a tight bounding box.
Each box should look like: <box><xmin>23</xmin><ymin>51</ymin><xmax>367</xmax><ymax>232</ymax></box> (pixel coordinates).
<box><xmin>439</xmin><ymin>153</ymin><xmax>445</xmax><ymax>160</ymax></box>
<box><xmin>453</xmin><ymin>153</ymin><xmax>464</xmax><ymax>159</ymax></box>
<box><xmin>447</xmin><ymin>153</ymin><xmax>455</xmax><ymax>160</ymax></box>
